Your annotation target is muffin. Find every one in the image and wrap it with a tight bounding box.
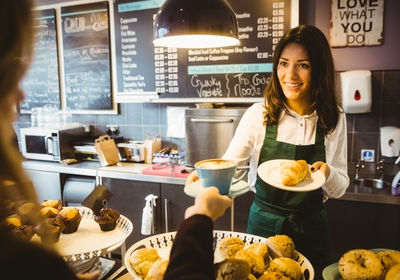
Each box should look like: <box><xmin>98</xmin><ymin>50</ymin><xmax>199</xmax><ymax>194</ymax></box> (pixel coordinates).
<box><xmin>215</xmin><ymin>258</ymin><xmax>250</xmax><ymax>280</ymax></box>
<box><xmin>218</xmin><ymin>236</ymin><xmax>245</xmax><ymax>259</ymax></box>
<box><xmin>129</xmin><ymin>248</ymin><xmax>161</xmax><ymax>277</ymax></box>
<box><xmin>17</xmin><ymin>202</ymin><xmax>38</xmax><ymax>225</ymax></box>
<box><xmin>94</xmin><ymin>208</ymin><xmax>120</xmax><ymax>231</ymax></box>
<box><xmin>12</xmin><ymin>224</ymin><xmax>35</xmax><ymax>241</ymax></box>
<box><xmin>40</xmin><ymin>206</ymin><xmax>59</xmax><ymax>218</ymax></box>
<box><xmin>56</xmin><ymin>208</ymin><xmax>82</xmax><ymax>234</ymax></box>
<box><xmin>36</xmin><ymin>220</ymin><xmax>62</xmax><ymax>244</ymax></box>
<box><xmin>41</xmin><ymin>199</ymin><xmax>62</xmax><ymax>211</ymax></box>
<box><xmin>5</xmin><ymin>214</ymin><xmax>22</xmax><ymax>227</ymax></box>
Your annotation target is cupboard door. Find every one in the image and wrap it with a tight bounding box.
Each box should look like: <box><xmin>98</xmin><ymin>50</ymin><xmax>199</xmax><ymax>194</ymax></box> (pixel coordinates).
<box><xmin>102</xmin><ymin>178</ymin><xmax>162</xmax><ymax>249</ymax></box>
<box><xmin>161</xmin><ymin>183</ymin><xmax>194</xmax><ymax>232</ymax></box>
<box><xmin>325</xmin><ymin>199</ymin><xmax>400</xmax><ymax>261</ymax></box>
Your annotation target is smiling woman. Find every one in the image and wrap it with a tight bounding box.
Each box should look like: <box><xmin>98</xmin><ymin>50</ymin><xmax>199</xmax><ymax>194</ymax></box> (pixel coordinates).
<box><xmin>214</xmin><ymin>24</ymin><xmax>350</xmax><ymax>279</ymax></box>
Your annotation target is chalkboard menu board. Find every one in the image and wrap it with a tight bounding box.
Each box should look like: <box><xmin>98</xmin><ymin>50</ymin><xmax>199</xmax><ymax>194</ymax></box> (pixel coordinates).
<box><xmin>20</xmin><ymin>9</ymin><xmax>61</xmax><ymax>112</ymax></box>
<box><xmin>113</xmin><ymin>0</ymin><xmax>296</xmax><ymax>102</ymax></box>
<box><xmin>61</xmin><ymin>1</ymin><xmax>113</xmax><ymax>110</ymax></box>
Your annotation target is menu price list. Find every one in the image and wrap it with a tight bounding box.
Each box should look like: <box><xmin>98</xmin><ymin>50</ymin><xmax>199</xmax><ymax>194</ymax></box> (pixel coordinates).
<box><xmin>21</xmin><ymin>9</ymin><xmax>61</xmax><ymax>112</ymax></box>
<box><xmin>114</xmin><ymin>0</ymin><xmax>292</xmax><ymax>100</ymax></box>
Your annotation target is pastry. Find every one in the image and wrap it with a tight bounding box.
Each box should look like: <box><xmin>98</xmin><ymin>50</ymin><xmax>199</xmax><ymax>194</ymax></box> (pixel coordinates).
<box><xmin>377</xmin><ymin>250</ymin><xmax>400</xmax><ymax>273</ymax></box>
<box><xmin>55</xmin><ymin>208</ymin><xmax>82</xmax><ymax>234</ymax></box>
<box><xmin>280</xmin><ymin>160</ymin><xmax>308</xmax><ymax>186</ymax></box>
<box><xmin>266</xmin><ymin>235</ymin><xmax>295</xmax><ymax>259</ymax></box>
<box><xmin>235</xmin><ymin>249</ymin><xmax>265</xmax><ymax>276</ymax></box>
<box><xmin>5</xmin><ymin>214</ymin><xmax>22</xmax><ymax>227</ymax></box>
<box><xmin>217</xmin><ymin>236</ymin><xmax>245</xmax><ymax>259</ymax></box>
<box><xmin>40</xmin><ymin>206</ymin><xmax>59</xmax><ymax>218</ymax></box>
<box><xmin>245</xmin><ymin>242</ymin><xmax>269</xmax><ymax>265</ymax></box>
<box><xmin>12</xmin><ymin>224</ymin><xmax>35</xmax><ymax>241</ymax></box>
<box><xmin>267</xmin><ymin>257</ymin><xmax>302</xmax><ymax>280</ymax></box>
<box><xmin>145</xmin><ymin>259</ymin><xmax>169</xmax><ymax>280</ymax></box>
<box><xmin>258</xmin><ymin>271</ymin><xmax>292</xmax><ymax>280</ymax></box>
<box><xmin>386</xmin><ymin>263</ymin><xmax>400</xmax><ymax>280</ymax></box>
<box><xmin>338</xmin><ymin>249</ymin><xmax>383</xmax><ymax>280</ymax></box>
<box><xmin>41</xmin><ymin>199</ymin><xmax>62</xmax><ymax>211</ymax></box>
<box><xmin>215</xmin><ymin>258</ymin><xmax>250</xmax><ymax>280</ymax></box>
<box><xmin>129</xmin><ymin>248</ymin><xmax>161</xmax><ymax>277</ymax></box>
<box><xmin>94</xmin><ymin>208</ymin><xmax>120</xmax><ymax>231</ymax></box>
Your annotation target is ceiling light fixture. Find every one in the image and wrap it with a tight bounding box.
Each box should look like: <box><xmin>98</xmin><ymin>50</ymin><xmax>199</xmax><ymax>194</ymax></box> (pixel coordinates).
<box><xmin>153</xmin><ymin>0</ymin><xmax>240</xmax><ymax>49</ymax></box>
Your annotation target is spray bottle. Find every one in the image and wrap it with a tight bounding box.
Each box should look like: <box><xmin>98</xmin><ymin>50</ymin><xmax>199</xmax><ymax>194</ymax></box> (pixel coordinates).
<box><xmin>141</xmin><ymin>194</ymin><xmax>158</xmax><ymax>235</ymax></box>
<box><xmin>391</xmin><ymin>155</ymin><xmax>400</xmax><ymax>196</ymax></box>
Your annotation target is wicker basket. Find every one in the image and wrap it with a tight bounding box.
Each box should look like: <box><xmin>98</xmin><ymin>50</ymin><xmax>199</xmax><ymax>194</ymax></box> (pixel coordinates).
<box><xmin>124</xmin><ymin>230</ymin><xmax>314</xmax><ymax>280</ymax></box>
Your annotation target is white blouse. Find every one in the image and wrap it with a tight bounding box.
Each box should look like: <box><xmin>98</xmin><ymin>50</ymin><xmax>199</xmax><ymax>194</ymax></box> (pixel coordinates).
<box><xmin>223</xmin><ymin>103</ymin><xmax>350</xmax><ymax>199</ymax></box>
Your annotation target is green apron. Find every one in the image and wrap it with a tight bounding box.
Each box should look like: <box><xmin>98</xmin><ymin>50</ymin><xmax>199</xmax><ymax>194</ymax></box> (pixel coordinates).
<box><xmin>247</xmin><ymin>123</ymin><xmax>332</xmax><ymax>277</ymax></box>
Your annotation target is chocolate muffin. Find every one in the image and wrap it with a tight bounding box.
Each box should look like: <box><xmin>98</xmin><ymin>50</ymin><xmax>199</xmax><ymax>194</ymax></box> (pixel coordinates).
<box><xmin>94</xmin><ymin>208</ymin><xmax>120</xmax><ymax>231</ymax></box>
<box><xmin>13</xmin><ymin>224</ymin><xmax>35</xmax><ymax>241</ymax></box>
<box><xmin>35</xmin><ymin>220</ymin><xmax>62</xmax><ymax>244</ymax></box>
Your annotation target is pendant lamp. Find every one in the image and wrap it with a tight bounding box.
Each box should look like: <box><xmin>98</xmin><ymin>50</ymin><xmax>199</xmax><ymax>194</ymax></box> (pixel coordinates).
<box><xmin>153</xmin><ymin>0</ymin><xmax>240</xmax><ymax>49</ymax></box>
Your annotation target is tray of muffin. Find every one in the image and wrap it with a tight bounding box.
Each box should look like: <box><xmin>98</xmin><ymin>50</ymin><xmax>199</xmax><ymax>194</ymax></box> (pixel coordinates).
<box><xmin>6</xmin><ymin>200</ymin><xmax>133</xmax><ymax>263</ymax></box>
<box><xmin>124</xmin><ymin>230</ymin><xmax>314</xmax><ymax>280</ymax></box>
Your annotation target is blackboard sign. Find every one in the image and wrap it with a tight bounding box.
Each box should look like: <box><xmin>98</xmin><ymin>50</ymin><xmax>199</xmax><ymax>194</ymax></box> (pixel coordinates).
<box><xmin>113</xmin><ymin>0</ymin><xmax>295</xmax><ymax>102</ymax></box>
<box><xmin>61</xmin><ymin>1</ymin><xmax>113</xmax><ymax>111</ymax></box>
<box><xmin>20</xmin><ymin>9</ymin><xmax>61</xmax><ymax>112</ymax></box>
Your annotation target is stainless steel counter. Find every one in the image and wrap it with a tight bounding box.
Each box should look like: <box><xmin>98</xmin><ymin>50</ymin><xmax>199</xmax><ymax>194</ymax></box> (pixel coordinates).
<box><xmin>22</xmin><ymin>160</ymin><xmax>399</xmax><ymax>205</ymax></box>
<box><xmin>22</xmin><ymin>160</ymin><xmax>187</xmax><ymax>185</ymax></box>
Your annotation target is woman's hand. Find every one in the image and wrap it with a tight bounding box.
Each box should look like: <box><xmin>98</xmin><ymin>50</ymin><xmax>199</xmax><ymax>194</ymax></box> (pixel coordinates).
<box><xmin>310</xmin><ymin>161</ymin><xmax>330</xmax><ymax>179</ymax></box>
<box><xmin>185</xmin><ymin>170</ymin><xmax>199</xmax><ymax>185</ymax></box>
<box><xmin>185</xmin><ymin>187</ymin><xmax>232</xmax><ymax>221</ymax></box>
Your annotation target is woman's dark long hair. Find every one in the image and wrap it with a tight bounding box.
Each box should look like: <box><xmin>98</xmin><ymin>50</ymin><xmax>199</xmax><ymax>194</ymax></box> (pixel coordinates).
<box><xmin>264</xmin><ymin>25</ymin><xmax>339</xmax><ymax>136</ymax></box>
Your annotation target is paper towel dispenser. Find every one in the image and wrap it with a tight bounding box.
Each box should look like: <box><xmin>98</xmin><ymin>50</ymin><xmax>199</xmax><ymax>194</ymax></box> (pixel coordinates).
<box><xmin>380</xmin><ymin>126</ymin><xmax>400</xmax><ymax>157</ymax></box>
<box><xmin>63</xmin><ymin>176</ymin><xmax>96</xmax><ymax>206</ymax></box>
<box><xmin>340</xmin><ymin>70</ymin><xmax>372</xmax><ymax>114</ymax></box>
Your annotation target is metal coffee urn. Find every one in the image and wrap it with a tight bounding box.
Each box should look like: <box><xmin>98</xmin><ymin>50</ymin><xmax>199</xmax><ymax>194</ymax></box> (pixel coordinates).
<box><xmin>185</xmin><ymin>107</ymin><xmax>247</xmax><ymax>167</ymax></box>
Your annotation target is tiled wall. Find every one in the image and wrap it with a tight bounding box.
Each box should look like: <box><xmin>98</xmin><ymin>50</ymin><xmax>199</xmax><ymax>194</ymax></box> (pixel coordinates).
<box><xmin>346</xmin><ymin>70</ymin><xmax>400</xmax><ymax>180</ymax></box>
<box><xmin>14</xmin><ymin>70</ymin><xmax>400</xmax><ymax>180</ymax></box>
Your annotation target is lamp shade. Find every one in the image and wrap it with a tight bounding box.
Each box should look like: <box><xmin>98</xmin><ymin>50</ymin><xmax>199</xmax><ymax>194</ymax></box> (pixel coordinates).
<box><xmin>153</xmin><ymin>0</ymin><xmax>240</xmax><ymax>48</ymax></box>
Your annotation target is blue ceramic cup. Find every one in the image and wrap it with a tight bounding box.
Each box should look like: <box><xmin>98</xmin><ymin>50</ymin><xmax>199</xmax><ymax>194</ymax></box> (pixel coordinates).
<box><xmin>195</xmin><ymin>159</ymin><xmax>248</xmax><ymax>195</ymax></box>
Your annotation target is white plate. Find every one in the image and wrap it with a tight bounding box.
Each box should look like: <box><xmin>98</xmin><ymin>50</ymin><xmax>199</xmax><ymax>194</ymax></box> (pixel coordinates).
<box><xmin>257</xmin><ymin>159</ymin><xmax>325</xmax><ymax>192</ymax></box>
<box><xmin>40</xmin><ymin>207</ymin><xmax>133</xmax><ymax>262</ymax></box>
<box><xmin>184</xmin><ymin>180</ymin><xmax>250</xmax><ymax>198</ymax></box>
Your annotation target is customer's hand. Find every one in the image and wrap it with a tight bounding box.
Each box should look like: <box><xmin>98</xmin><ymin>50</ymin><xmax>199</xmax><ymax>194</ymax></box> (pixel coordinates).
<box><xmin>311</xmin><ymin>161</ymin><xmax>330</xmax><ymax>179</ymax></box>
<box><xmin>185</xmin><ymin>187</ymin><xmax>232</xmax><ymax>221</ymax></box>
<box><xmin>185</xmin><ymin>170</ymin><xmax>199</xmax><ymax>185</ymax></box>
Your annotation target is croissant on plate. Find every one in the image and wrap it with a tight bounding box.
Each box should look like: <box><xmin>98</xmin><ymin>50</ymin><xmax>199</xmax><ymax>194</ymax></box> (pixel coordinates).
<box><xmin>280</xmin><ymin>160</ymin><xmax>308</xmax><ymax>186</ymax></box>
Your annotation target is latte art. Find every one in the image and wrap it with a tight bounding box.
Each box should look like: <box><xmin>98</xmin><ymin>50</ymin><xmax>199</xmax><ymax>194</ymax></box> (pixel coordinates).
<box><xmin>196</xmin><ymin>159</ymin><xmax>236</xmax><ymax>169</ymax></box>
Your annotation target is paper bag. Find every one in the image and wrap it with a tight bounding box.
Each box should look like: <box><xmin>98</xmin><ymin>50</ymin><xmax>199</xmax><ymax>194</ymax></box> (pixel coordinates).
<box><xmin>95</xmin><ymin>135</ymin><xmax>120</xmax><ymax>167</ymax></box>
<box><xmin>144</xmin><ymin>134</ymin><xmax>161</xmax><ymax>163</ymax></box>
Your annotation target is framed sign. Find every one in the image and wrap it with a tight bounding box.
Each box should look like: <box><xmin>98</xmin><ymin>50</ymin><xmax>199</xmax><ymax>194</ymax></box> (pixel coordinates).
<box><xmin>330</xmin><ymin>0</ymin><xmax>384</xmax><ymax>47</ymax></box>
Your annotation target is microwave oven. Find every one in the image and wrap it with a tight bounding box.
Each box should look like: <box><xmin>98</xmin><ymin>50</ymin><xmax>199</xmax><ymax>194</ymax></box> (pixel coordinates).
<box><xmin>20</xmin><ymin>126</ymin><xmax>86</xmax><ymax>161</ymax></box>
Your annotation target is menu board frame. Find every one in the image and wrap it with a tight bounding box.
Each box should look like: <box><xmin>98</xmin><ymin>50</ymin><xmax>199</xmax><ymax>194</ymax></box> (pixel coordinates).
<box><xmin>24</xmin><ymin>0</ymin><xmax>117</xmax><ymax>114</ymax></box>
<box><xmin>112</xmin><ymin>0</ymin><xmax>299</xmax><ymax>103</ymax></box>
